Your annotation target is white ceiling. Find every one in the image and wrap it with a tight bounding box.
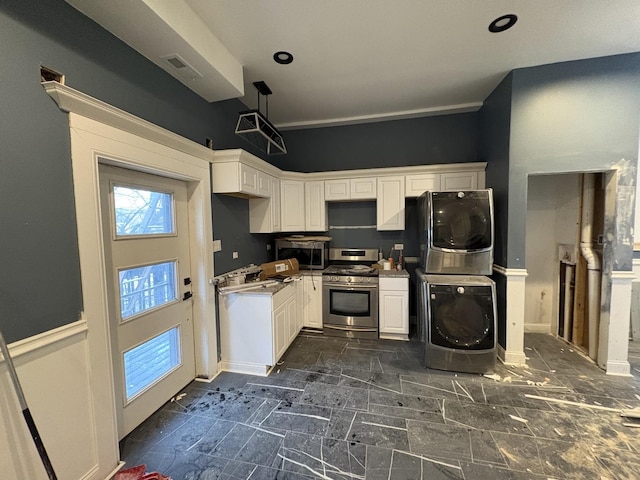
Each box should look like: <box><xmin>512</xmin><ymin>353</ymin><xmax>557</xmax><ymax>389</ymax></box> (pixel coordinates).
<box><xmin>68</xmin><ymin>1</ymin><xmax>640</xmax><ymax>129</ymax></box>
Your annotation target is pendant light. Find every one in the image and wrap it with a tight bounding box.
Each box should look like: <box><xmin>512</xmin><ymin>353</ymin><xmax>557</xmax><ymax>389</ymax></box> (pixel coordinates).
<box><xmin>235</xmin><ymin>81</ymin><xmax>286</xmax><ymax>155</ymax></box>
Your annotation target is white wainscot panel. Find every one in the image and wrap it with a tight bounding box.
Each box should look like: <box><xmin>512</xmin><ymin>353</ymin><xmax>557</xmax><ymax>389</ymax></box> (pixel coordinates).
<box><xmin>0</xmin><ymin>323</ymin><xmax>103</xmax><ymax>480</ymax></box>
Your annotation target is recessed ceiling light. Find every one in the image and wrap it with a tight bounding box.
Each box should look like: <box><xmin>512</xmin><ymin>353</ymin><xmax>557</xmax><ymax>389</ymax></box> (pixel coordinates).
<box><xmin>273</xmin><ymin>51</ymin><xmax>294</xmax><ymax>65</ymax></box>
<box><xmin>489</xmin><ymin>14</ymin><xmax>518</xmax><ymax>33</ymax></box>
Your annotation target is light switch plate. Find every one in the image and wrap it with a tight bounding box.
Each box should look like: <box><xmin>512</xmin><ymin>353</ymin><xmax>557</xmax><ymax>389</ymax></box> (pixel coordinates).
<box><xmin>213</xmin><ymin>239</ymin><xmax>222</xmax><ymax>252</ymax></box>
<box><xmin>232</xmin><ymin>251</ymin><xmax>239</xmax><ymax>259</ymax></box>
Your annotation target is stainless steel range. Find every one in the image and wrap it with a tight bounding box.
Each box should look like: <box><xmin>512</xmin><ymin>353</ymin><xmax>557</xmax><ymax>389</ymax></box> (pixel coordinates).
<box><xmin>322</xmin><ymin>248</ymin><xmax>379</xmax><ymax>339</ymax></box>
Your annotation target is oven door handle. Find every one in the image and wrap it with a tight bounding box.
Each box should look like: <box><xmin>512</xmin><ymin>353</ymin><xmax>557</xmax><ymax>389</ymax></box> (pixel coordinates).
<box><xmin>324</xmin><ymin>324</ymin><xmax>378</xmax><ymax>332</ymax></box>
<box><xmin>322</xmin><ymin>282</ymin><xmax>378</xmax><ymax>289</ymax></box>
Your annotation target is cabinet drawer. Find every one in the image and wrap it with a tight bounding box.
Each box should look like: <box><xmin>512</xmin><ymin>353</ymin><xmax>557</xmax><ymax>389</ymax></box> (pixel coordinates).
<box><xmin>379</xmin><ymin>277</ymin><xmax>408</xmax><ymax>291</ymax></box>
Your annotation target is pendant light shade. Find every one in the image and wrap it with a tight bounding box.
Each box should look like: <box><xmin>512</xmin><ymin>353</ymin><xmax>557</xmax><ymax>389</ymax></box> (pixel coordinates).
<box><xmin>235</xmin><ymin>81</ymin><xmax>286</xmax><ymax>155</ymax></box>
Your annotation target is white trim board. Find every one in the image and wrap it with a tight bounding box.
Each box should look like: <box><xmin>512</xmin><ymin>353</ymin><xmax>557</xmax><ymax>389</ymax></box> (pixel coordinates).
<box><xmin>493</xmin><ymin>265</ymin><xmax>528</xmax><ymax>365</ymax></box>
<box><xmin>0</xmin><ymin>319</ymin><xmax>87</xmax><ymax>361</ymax></box>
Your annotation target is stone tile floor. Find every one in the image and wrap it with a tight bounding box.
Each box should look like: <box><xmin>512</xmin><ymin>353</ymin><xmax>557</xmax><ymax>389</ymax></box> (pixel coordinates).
<box><xmin>120</xmin><ymin>333</ymin><xmax>640</xmax><ymax>479</ymax></box>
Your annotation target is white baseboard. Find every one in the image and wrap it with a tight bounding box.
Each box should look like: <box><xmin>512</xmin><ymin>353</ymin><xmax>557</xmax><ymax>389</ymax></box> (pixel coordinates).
<box><xmin>498</xmin><ymin>344</ymin><xmax>527</xmax><ymax>365</ymax></box>
<box><xmin>605</xmin><ymin>360</ymin><xmax>632</xmax><ymax>376</ymax></box>
<box><xmin>524</xmin><ymin>323</ymin><xmax>552</xmax><ymax>334</ymax></box>
<box><xmin>378</xmin><ymin>333</ymin><xmax>409</xmax><ymax>341</ymax></box>
<box><xmin>219</xmin><ymin>360</ymin><xmax>271</xmax><ymax>377</ymax></box>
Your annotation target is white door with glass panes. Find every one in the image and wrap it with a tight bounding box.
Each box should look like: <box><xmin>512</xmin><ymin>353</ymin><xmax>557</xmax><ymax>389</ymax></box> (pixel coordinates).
<box><xmin>99</xmin><ymin>165</ymin><xmax>195</xmax><ymax>439</ymax></box>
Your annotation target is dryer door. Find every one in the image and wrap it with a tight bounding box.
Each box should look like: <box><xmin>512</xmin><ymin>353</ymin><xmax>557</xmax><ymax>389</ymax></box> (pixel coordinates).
<box><xmin>430</xmin><ymin>191</ymin><xmax>492</xmax><ymax>251</ymax></box>
<box><xmin>428</xmin><ymin>284</ymin><xmax>495</xmax><ymax>350</ymax></box>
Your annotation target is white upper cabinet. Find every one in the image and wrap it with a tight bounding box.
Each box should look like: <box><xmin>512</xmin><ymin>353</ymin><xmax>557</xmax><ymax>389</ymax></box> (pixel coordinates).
<box><xmin>212</xmin><ymin>161</ymin><xmax>264</xmax><ymax>197</ymax></box>
<box><xmin>441</xmin><ymin>171</ymin><xmax>479</xmax><ymax>190</ymax></box>
<box><xmin>377</xmin><ymin>176</ymin><xmax>405</xmax><ymax>230</ymax></box>
<box><xmin>249</xmin><ymin>174</ymin><xmax>280</xmax><ymax>233</ymax></box>
<box><xmin>212</xmin><ymin>149</ymin><xmax>486</xmax><ymax>233</ymax></box>
<box><xmin>281</xmin><ymin>180</ymin><xmax>305</xmax><ymax>232</ymax></box>
<box><xmin>271</xmin><ymin>176</ymin><xmax>281</xmax><ymax>232</ymax></box>
<box><xmin>405</xmin><ymin>173</ymin><xmax>440</xmax><ymax>197</ymax></box>
<box><xmin>257</xmin><ymin>170</ymin><xmax>271</xmax><ymax>197</ymax></box>
<box><xmin>305</xmin><ymin>181</ymin><xmax>327</xmax><ymax>231</ymax></box>
<box><xmin>325</xmin><ymin>177</ymin><xmax>376</xmax><ymax>201</ymax></box>
<box><xmin>324</xmin><ymin>179</ymin><xmax>349</xmax><ymax>200</ymax></box>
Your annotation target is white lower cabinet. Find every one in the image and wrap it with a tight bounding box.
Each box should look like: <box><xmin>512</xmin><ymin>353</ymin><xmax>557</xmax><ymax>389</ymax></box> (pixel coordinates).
<box><xmin>379</xmin><ymin>276</ymin><xmax>409</xmax><ymax>340</ymax></box>
<box><xmin>302</xmin><ymin>274</ymin><xmax>323</xmax><ymax>329</ymax></box>
<box><xmin>219</xmin><ymin>282</ymin><xmax>300</xmax><ymax>375</ymax></box>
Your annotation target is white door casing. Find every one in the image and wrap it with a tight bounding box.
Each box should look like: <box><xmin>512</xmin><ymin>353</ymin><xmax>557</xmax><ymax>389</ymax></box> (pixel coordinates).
<box><xmin>45</xmin><ymin>81</ymin><xmax>217</xmax><ymax>478</ymax></box>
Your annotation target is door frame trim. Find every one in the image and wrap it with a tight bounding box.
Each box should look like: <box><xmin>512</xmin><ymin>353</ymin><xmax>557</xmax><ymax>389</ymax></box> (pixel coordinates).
<box><xmin>45</xmin><ymin>82</ymin><xmax>217</xmax><ymax>466</ymax></box>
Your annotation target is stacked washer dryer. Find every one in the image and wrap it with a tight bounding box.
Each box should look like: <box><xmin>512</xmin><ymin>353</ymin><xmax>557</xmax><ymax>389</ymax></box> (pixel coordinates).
<box><xmin>416</xmin><ymin>189</ymin><xmax>498</xmax><ymax>374</ymax></box>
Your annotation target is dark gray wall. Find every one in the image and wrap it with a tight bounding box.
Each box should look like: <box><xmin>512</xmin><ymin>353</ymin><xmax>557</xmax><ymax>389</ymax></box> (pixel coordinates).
<box><xmin>274</xmin><ymin>113</ymin><xmax>479</xmax><ymax>172</ymax></box>
<box><xmin>479</xmin><ymin>73</ymin><xmax>512</xmax><ymax>268</ymax></box>
<box><xmin>270</xmin><ymin>112</ymin><xmax>480</xmax><ymax>267</ymax></box>
<box><xmin>478</xmin><ymin>73</ymin><xmax>513</xmax><ymax>349</ymax></box>
<box><xmin>0</xmin><ymin>0</ymin><xmax>268</xmax><ymax>342</ymax></box>
<box><xmin>508</xmin><ymin>53</ymin><xmax>640</xmax><ymax>270</ymax></box>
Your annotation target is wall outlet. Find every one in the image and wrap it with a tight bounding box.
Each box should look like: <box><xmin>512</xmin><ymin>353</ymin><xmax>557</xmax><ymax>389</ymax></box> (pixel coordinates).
<box><xmin>266</xmin><ymin>244</ymin><xmax>271</xmax><ymax>251</ymax></box>
<box><xmin>394</xmin><ymin>243</ymin><xmax>404</xmax><ymax>250</ymax></box>
<box><xmin>232</xmin><ymin>251</ymin><xmax>239</xmax><ymax>259</ymax></box>
<box><xmin>212</xmin><ymin>239</ymin><xmax>222</xmax><ymax>252</ymax></box>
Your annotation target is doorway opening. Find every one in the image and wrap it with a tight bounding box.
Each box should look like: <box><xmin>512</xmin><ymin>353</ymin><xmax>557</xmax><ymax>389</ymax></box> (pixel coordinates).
<box><xmin>525</xmin><ymin>172</ymin><xmax>606</xmax><ymax>359</ymax></box>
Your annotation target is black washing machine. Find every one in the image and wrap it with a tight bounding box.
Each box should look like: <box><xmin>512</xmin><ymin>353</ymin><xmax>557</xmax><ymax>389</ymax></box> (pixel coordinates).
<box><xmin>421</xmin><ymin>274</ymin><xmax>497</xmax><ymax>374</ymax></box>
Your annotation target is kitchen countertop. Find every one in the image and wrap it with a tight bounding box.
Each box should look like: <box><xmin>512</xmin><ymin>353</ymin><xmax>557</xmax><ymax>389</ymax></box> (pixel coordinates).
<box><xmin>218</xmin><ymin>276</ymin><xmax>301</xmax><ymax>296</ymax></box>
<box><xmin>378</xmin><ymin>268</ymin><xmax>410</xmax><ymax>278</ymax></box>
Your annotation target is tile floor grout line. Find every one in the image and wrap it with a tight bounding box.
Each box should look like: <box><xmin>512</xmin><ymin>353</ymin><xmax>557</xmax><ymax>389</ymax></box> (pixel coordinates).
<box><xmin>283</xmin><ymin>446</ymin><xmax>366</xmax><ymax>480</ymax></box>
<box><xmin>531</xmin><ymin>346</ymin><xmax>554</xmax><ymax>372</ymax></box>
<box><xmin>340</xmin><ymin>373</ymin><xmax>402</xmax><ymax>394</ymax></box>
<box><xmin>258</xmin><ymin>400</ymin><xmax>282</xmax><ymax>426</ymax></box>
<box><xmin>246</xmin><ymin>398</ymin><xmax>268</xmax><ymax>424</ymax></box>
<box><xmin>452</xmin><ymin>380</ymin><xmax>461</xmax><ymax>401</ymax></box>
<box><xmin>277</xmin><ymin>453</ymin><xmax>333</xmax><ymax>480</ymax></box>
<box><xmin>387</xmin><ymin>448</ymin><xmax>395</xmax><ymax>480</ymax></box>
<box><xmin>361</xmin><ymin>421</ymin><xmax>408</xmax><ymax>431</ymax></box>
<box><xmin>277</xmin><ymin>411</ymin><xmax>331</xmax><ymax>422</ymax></box>
<box><xmin>391</xmin><ymin>449</ymin><xmax>463</xmax><ymax>471</ymax></box>
<box><xmin>231</xmin><ymin>425</ymin><xmax>258</xmax><ymax>462</ymax></box>
<box><xmin>455</xmin><ymin>380</ymin><xmax>475</xmax><ymax>402</ymax></box>
<box><xmin>238</xmin><ymin>422</ymin><xmax>286</xmax><ymax>438</ymax></box>
<box><xmin>287</xmin><ymin>367</ymin><xmax>343</xmax><ymax>379</ymax></box>
<box><xmin>246</xmin><ymin>382</ymin><xmax>305</xmax><ymax>392</ymax></box>
<box><xmin>344</xmin><ymin>410</ymin><xmax>358</xmax><ymax>441</ymax></box>
<box><xmin>401</xmin><ymin>378</ymin><xmax>457</xmax><ymax>395</ymax></box>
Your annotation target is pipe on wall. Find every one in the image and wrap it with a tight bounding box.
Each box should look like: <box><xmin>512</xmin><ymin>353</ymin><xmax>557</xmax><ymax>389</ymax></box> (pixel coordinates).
<box><xmin>579</xmin><ymin>173</ymin><xmax>601</xmax><ymax>360</ymax></box>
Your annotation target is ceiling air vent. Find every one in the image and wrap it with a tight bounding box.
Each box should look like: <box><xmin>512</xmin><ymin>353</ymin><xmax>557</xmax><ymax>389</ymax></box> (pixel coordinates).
<box><xmin>161</xmin><ymin>54</ymin><xmax>202</xmax><ymax>80</ymax></box>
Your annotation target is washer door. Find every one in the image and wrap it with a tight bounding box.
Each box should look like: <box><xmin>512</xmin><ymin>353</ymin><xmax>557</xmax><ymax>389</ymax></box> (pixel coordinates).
<box><xmin>431</xmin><ymin>191</ymin><xmax>492</xmax><ymax>251</ymax></box>
<box><xmin>428</xmin><ymin>284</ymin><xmax>495</xmax><ymax>350</ymax></box>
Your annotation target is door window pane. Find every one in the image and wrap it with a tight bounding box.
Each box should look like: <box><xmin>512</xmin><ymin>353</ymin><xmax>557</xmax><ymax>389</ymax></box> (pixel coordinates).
<box><xmin>113</xmin><ymin>185</ymin><xmax>174</xmax><ymax>236</ymax></box>
<box><xmin>119</xmin><ymin>261</ymin><xmax>177</xmax><ymax>320</ymax></box>
<box><xmin>123</xmin><ymin>327</ymin><xmax>181</xmax><ymax>401</ymax></box>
